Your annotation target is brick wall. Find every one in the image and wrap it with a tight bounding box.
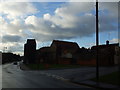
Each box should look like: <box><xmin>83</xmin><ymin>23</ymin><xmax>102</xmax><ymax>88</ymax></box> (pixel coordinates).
<box><xmin>77</xmin><ymin>59</ymin><xmax>96</xmax><ymax>66</ymax></box>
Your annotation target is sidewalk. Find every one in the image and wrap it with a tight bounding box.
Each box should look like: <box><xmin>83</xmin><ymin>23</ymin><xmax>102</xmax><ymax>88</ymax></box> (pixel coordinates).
<box><xmin>19</xmin><ymin>62</ymin><xmax>30</xmax><ymax>70</ymax></box>
<box><xmin>72</xmin><ymin>79</ymin><xmax>119</xmax><ymax>89</ymax></box>
<box><xmin>19</xmin><ymin>63</ymin><xmax>120</xmax><ymax>89</ymax></box>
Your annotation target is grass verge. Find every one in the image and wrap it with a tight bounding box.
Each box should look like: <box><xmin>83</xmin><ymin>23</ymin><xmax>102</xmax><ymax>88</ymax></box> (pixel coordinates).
<box><xmin>91</xmin><ymin>71</ymin><xmax>120</xmax><ymax>86</ymax></box>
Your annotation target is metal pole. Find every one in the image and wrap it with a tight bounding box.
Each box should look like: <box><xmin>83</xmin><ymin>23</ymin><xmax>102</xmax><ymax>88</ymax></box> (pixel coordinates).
<box><xmin>96</xmin><ymin>0</ymin><xmax>99</xmax><ymax>83</ymax></box>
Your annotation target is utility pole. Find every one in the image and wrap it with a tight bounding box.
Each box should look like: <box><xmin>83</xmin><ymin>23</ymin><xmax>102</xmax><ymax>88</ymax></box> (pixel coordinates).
<box><xmin>96</xmin><ymin>0</ymin><xmax>99</xmax><ymax>84</ymax></box>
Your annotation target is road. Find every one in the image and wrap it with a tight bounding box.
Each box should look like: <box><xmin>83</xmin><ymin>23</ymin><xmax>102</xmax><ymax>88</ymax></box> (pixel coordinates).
<box><xmin>0</xmin><ymin>65</ymin><xmax>2</xmax><ymax>89</ymax></box>
<box><xmin>34</xmin><ymin>65</ymin><xmax>119</xmax><ymax>82</ymax></box>
<box><xmin>2</xmin><ymin>64</ymin><xmax>91</xmax><ymax>88</ymax></box>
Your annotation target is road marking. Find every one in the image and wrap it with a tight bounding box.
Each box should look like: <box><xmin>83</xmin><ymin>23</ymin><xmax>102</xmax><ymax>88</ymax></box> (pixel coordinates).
<box><xmin>39</xmin><ymin>72</ymin><xmax>70</xmax><ymax>81</ymax></box>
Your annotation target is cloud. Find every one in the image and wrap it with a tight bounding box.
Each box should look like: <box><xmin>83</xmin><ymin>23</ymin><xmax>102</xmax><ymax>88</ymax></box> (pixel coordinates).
<box><xmin>12</xmin><ymin>2</ymin><xmax>118</xmax><ymax>41</ymax></box>
<box><xmin>1</xmin><ymin>18</ymin><xmax>26</xmax><ymax>36</ymax></box>
<box><xmin>1</xmin><ymin>2</ymin><xmax>118</xmax><ymax>41</ymax></box>
<box><xmin>109</xmin><ymin>38</ymin><xmax>119</xmax><ymax>43</ymax></box>
<box><xmin>44</xmin><ymin>2</ymin><xmax>94</xmax><ymax>28</ymax></box>
<box><xmin>0</xmin><ymin>42</ymin><xmax>24</xmax><ymax>55</ymax></box>
<box><xmin>99</xmin><ymin>2</ymin><xmax>118</xmax><ymax>32</ymax></box>
<box><xmin>0</xmin><ymin>2</ymin><xmax>38</xmax><ymax>18</ymax></box>
<box><xmin>0</xmin><ymin>2</ymin><xmax>118</xmax><ymax>54</ymax></box>
<box><xmin>24</xmin><ymin>2</ymin><xmax>95</xmax><ymax>41</ymax></box>
<box><xmin>2</xmin><ymin>35</ymin><xmax>21</xmax><ymax>43</ymax></box>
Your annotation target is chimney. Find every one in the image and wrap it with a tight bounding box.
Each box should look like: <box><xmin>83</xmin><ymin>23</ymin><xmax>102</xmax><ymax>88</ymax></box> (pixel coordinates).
<box><xmin>106</xmin><ymin>40</ymin><xmax>109</xmax><ymax>45</ymax></box>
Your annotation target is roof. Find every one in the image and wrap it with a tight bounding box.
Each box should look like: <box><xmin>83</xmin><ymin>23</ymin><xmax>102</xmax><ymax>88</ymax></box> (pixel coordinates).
<box><xmin>51</xmin><ymin>40</ymin><xmax>80</xmax><ymax>49</ymax></box>
<box><xmin>91</xmin><ymin>43</ymin><xmax>119</xmax><ymax>49</ymax></box>
<box><xmin>37</xmin><ymin>47</ymin><xmax>51</xmax><ymax>52</ymax></box>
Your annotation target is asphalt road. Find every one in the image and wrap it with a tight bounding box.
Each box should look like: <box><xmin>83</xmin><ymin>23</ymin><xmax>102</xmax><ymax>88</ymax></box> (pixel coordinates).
<box><xmin>2</xmin><ymin>64</ymin><xmax>91</xmax><ymax>88</ymax></box>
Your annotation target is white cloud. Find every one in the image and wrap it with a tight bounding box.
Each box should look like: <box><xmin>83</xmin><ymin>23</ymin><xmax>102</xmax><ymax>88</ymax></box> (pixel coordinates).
<box><xmin>0</xmin><ymin>16</ymin><xmax>6</xmax><ymax>25</ymax></box>
<box><xmin>0</xmin><ymin>42</ymin><xmax>24</xmax><ymax>55</ymax></box>
<box><xmin>43</xmin><ymin>13</ymin><xmax>51</xmax><ymax>20</ymax></box>
<box><xmin>0</xmin><ymin>2</ymin><xmax>39</xmax><ymax>36</ymax></box>
<box><xmin>109</xmin><ymin>38</ymin><xmax>119</xmax><ymax>43</ymax></box>
<box><xmin>10</xmin><ymin>19</ymin><xmax>21</xmax><ymax>25</ymax></box>
<box><xmin>1</xmin><ymin>19</ymin><xmax>25</xmax><ymax>36</ymax></box>
<box><xmin>42</xmin><ymin>2</ymin><xmax>95</xmax><ymax>30</ymax></box>
<box><xmin>0</xmin><ymin>2</ymin><xmax>38</xmax><ymax>18</ymax></box>
<box><xmin>25</xmin><ymin>15</ymin><xmax>38</xmax><ymax>25</ymax></box>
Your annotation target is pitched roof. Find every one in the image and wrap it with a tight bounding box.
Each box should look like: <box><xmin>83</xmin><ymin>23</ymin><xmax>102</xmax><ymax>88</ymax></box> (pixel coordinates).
<box><xmin>51</xmin><ymin>40</ymin><xmax>80</xmax><ymax>49</ymax></box>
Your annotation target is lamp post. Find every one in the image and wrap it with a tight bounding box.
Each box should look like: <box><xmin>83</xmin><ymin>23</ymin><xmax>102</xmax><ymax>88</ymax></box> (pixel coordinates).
<box><xmin>96</xmin><ymin>0</ymin><xmax>99</xmax><ymax>84</ymax></box>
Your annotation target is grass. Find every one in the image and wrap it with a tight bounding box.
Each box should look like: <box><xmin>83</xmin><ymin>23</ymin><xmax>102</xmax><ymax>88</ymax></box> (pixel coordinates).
<box><xmin>91</xmin><ymin>71</ymin><xmax>120</xmax><ymax>86</ymax></box>
<box><xmin>26</xmin><ymin>64</ymin><xmax>82</xmax><ymax>70</ymax></box>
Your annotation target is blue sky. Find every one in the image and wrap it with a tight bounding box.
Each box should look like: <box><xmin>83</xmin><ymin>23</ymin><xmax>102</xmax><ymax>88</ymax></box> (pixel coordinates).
<box><xmin>0</xmin><ymin>2</ymin><xmax>119</xmax><ymax>55</ymax></box>
<box><xmin>32</xmin><ymin>2</ymin><xmax>66</xmax><ymax>16</ymax></box>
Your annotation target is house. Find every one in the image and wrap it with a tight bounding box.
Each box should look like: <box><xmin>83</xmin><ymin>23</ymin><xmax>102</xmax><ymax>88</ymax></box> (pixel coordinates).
<box><xmin>75</xmin><ymin>47</ymin><xmax>96</xmax><ymax>66</ymax></box>
<box><xmin>36</xmin><ymin>47</ymin><xmax>55</xmax><ymax>64</ymax></box>
<box><xmin>91</xmin><ymin>40</ymin><xmax>119</xmax><ymax>66</ymax></box>
<box><xmin>36</xmin><ymin>40</ymin><xmax>80</xmax><ymax>64</ymax></box>
<box><xmin>50</xmin><ymin>40</ymin><xmax>80</xmax><ymax>64</ymax></box>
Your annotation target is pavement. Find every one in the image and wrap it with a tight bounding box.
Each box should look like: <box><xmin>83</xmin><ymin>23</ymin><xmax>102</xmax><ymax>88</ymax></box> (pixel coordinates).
<box><xmin>19</xmin><ymin>63</ymin><xmax>120</xmax><ymax>89</ymax></box>
<box><xmin>19</xmin><ymin>62</ymin><xmax>30</xmax><ymax>70</ymax></box>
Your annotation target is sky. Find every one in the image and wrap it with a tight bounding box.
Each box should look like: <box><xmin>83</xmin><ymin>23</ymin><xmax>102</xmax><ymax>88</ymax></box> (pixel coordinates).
<box><xmin>0</xmin><ymin>1</ymin><xmax>119</xmax><ymax>55</ymax></box>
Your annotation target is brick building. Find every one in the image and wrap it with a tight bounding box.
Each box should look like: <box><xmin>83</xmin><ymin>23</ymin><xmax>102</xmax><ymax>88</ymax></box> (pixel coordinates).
<box><xmin>91</xmin><ymin>40</ymin><xmax>119</xmax><ymax>66</ymax></box>
<box><xmin>24</xmin><ymin>39</ymin><xmax>119</xmax><ymax>66</ymax></box>
<box><xmin>36</xmin><ymin>47</ymin><xmax>55</xmax><ymax>64</ymax></box>
<box><xmin>75</xmin><ymin>47</ymin><xmax>96</xmax><ymax>66</ymax></box>
<box><xmin>36</xmin><ymin>40</ymin><xmax>80</xmax><ymax>64</ymax></box>
<box><xmin>50</xmin><ymin>40</ymin><xmax>80</xmax><ymax>64</ymax></box>
<box><xmin>24</xmin><ymin>39</ymin><xmax>36</xmax><ymax>64</ymax></box>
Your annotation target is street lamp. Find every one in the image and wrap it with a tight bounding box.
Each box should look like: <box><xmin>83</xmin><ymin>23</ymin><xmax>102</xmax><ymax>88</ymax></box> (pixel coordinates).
<box><xmin>96</xmin><ymin>0</ymin><xmax>99</xmax><ymax>84</ymax></box>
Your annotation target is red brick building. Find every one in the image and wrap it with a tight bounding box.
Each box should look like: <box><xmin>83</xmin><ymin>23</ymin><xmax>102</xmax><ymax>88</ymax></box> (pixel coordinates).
<box><xmin>36</xmin><ymin>40</ymin><xmax>80</xmax><ymax>64</ymax></box>
<box><xmin>50</xmin><ymin>40</ymin><xmax>80</xmax><ymax>64</ymax></box>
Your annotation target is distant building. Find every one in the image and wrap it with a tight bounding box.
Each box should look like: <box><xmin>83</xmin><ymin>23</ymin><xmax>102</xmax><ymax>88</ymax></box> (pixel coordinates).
<box><xmin>24</xmin><ymin>39</ymin><xmax>36</xmax><ymax>64</ymax></box>
<box><xmin>2</xmin><ymin>52</ymin><xmax>20</xmax><ymax>64</ymax></box>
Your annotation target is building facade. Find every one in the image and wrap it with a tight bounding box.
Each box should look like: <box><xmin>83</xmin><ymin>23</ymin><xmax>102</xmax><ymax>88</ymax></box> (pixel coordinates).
<box><xmin>24</xmin><ymin>39</ymin><xmax>36</xmax><ymax>64</ymax></box>
<box><xmin>91</xmin><ymin>40</ymin><xmax>119</xmax><ymax>66</ymax></box>
<box><xmin>24</xmin><ymin>39</ymin><xmax>119</xmax><ymax>66</ymax></box>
